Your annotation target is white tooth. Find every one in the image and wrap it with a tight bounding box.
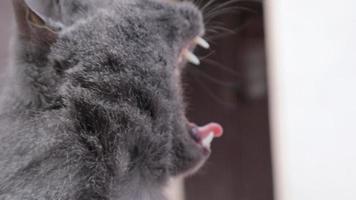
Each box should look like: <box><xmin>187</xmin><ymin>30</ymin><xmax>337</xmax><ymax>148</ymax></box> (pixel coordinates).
<box><xmin>183</xmin><ymin>50</ymin><xmax>200</xmax><ymax>65</ymax></box>
<box><xmin>202</xmin><ymin>132</ymin><xmax>214</xmax><ymax>148</ymax></box>
<box><xmin>195</xmin><ymin>37</ymin><xmax>210</xmax><ymax>49</ymax></box>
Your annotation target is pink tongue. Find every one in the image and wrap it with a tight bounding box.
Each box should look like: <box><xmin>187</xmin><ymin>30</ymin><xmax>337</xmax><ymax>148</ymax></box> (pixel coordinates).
<box><xmin>196</xmin><ymin>123</ymin><xmax>223</xmax><ymax>139</ymax></box>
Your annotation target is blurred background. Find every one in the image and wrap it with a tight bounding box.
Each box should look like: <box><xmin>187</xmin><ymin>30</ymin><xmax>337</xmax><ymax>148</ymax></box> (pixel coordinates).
<box><xmin>0</xmin><ymin>0</ymin><xmax>273</xmax><ymax>200</ymax></box>
<box><xmin>184</xmin><ymin>1</ymin><xmax>273</xmax><ymax>200</ymax></box>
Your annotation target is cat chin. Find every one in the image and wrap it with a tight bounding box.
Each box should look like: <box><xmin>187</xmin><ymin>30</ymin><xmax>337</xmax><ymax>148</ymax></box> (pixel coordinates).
<box><xmin>184</xmin><ymin>122</ymin><xmax>224</xmax><ymax>176</ymax></box>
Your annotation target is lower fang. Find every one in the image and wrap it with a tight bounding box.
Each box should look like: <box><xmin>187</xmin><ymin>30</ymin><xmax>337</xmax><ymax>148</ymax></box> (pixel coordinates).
<box><xmin>183</xmin><ymin>50</ymin><xmax>200</xmax><ymax>65</ymax></box>
<box><xmin>202</xmin><ymin>132</ymin><xmax>214</xmax><ymax>148</ymax></box>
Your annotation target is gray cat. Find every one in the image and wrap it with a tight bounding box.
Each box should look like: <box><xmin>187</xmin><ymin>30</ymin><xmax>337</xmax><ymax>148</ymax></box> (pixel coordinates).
<box><xmin>0</xmin><ymin>0</ymin><xmax>223</xmax><ymax>199</ymax></box>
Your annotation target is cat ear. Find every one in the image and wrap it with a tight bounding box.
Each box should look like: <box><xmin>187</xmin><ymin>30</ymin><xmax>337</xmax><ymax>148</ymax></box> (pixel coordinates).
<box><xmin>13</xmin><ymin>0</ymin><xmax>64</xmax><ymax>44</ymax></box>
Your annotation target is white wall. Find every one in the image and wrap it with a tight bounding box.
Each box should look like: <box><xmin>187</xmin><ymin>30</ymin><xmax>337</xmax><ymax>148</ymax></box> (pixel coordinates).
<box><xmin>265</xmin><ymin>0</ymin><xmax>356</xmax><ymax>200</ymax></box>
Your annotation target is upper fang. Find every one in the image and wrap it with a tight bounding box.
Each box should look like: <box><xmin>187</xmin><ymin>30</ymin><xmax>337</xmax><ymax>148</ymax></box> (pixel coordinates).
<box><xmin>195</xmin><ymin>37</ymin><xmax>210</xmax><ymax>49</ymax></box>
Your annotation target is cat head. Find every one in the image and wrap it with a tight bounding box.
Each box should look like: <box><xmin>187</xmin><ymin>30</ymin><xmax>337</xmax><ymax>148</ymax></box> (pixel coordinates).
<box><xmin>13</xmin><ymin>0</ymin><xmax>222</xmax><ymax>185</ymax></box>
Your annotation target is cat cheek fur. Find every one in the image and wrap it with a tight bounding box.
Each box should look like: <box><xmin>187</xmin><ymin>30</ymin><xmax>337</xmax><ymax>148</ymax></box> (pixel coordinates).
<box><xmin>0</xmin><ymin>0</ymin><xmax>210</xmax><ymax>199</ymax></box>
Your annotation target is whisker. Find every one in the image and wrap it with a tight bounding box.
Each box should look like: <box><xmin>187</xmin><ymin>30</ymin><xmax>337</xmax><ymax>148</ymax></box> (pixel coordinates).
<box><xmin>197</xmin><ymin>49</ymin><xmax>216</xmax><ymax>61</ymax></box>
<box><xmin>201</xmin><ymin>0</ymin><xmax>218</xmax><ymax>12</ymax></box>
<box><xmin>189</xmin><ymin>66</ymin><xmax>239</xmax><ymax>88</ymax></box>
<box><xmin>199</xmin><ymin>0</ymin><xmax>261</xmax><ymax>40</ymax></box>
<box><xmin>205</xmin><ymin>6</ymin><xmax>257</xmax><ymax>25</ymax></box>
<box><xmin>206</xmin><ymin>20</ymin><xmax>250</xmax><ymax>40</ymax></box>
<box><xmin>192</xmin><ymin>75</ymin><xmax>238</xmax><ymax>109</ymax></box>
<box><xmin>202</xmin><ymin>58</ymin><xmax>242</xmax><ymax>78</ymax></box>
<box><xmin>203</xmin><ymin>0</ymin><xmax>256</xmax><ymax>21</ymax></box>
<box><xmin>205</xmin><ymin>25</ymin><xmax>237</xmax><ymax>38</ymax></box>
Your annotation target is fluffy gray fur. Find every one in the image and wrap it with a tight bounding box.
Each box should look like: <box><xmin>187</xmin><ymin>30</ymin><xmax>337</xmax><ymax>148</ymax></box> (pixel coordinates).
<box><xmin>0</xmin><ymin>0</ymin><xmax>210</xmax><ymax>199</ymax></box>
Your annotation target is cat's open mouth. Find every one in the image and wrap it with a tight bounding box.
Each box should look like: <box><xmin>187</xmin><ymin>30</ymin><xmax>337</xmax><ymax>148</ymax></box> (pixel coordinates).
<box><xmin>177</xmin><ymin>36</ymin><xmax>224</xmax><ymax>151</ymax></box>
<box><xmin>178</xmin><ymin>36</ymin><xmax>209</xmax><ymax>66</ymax></box>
